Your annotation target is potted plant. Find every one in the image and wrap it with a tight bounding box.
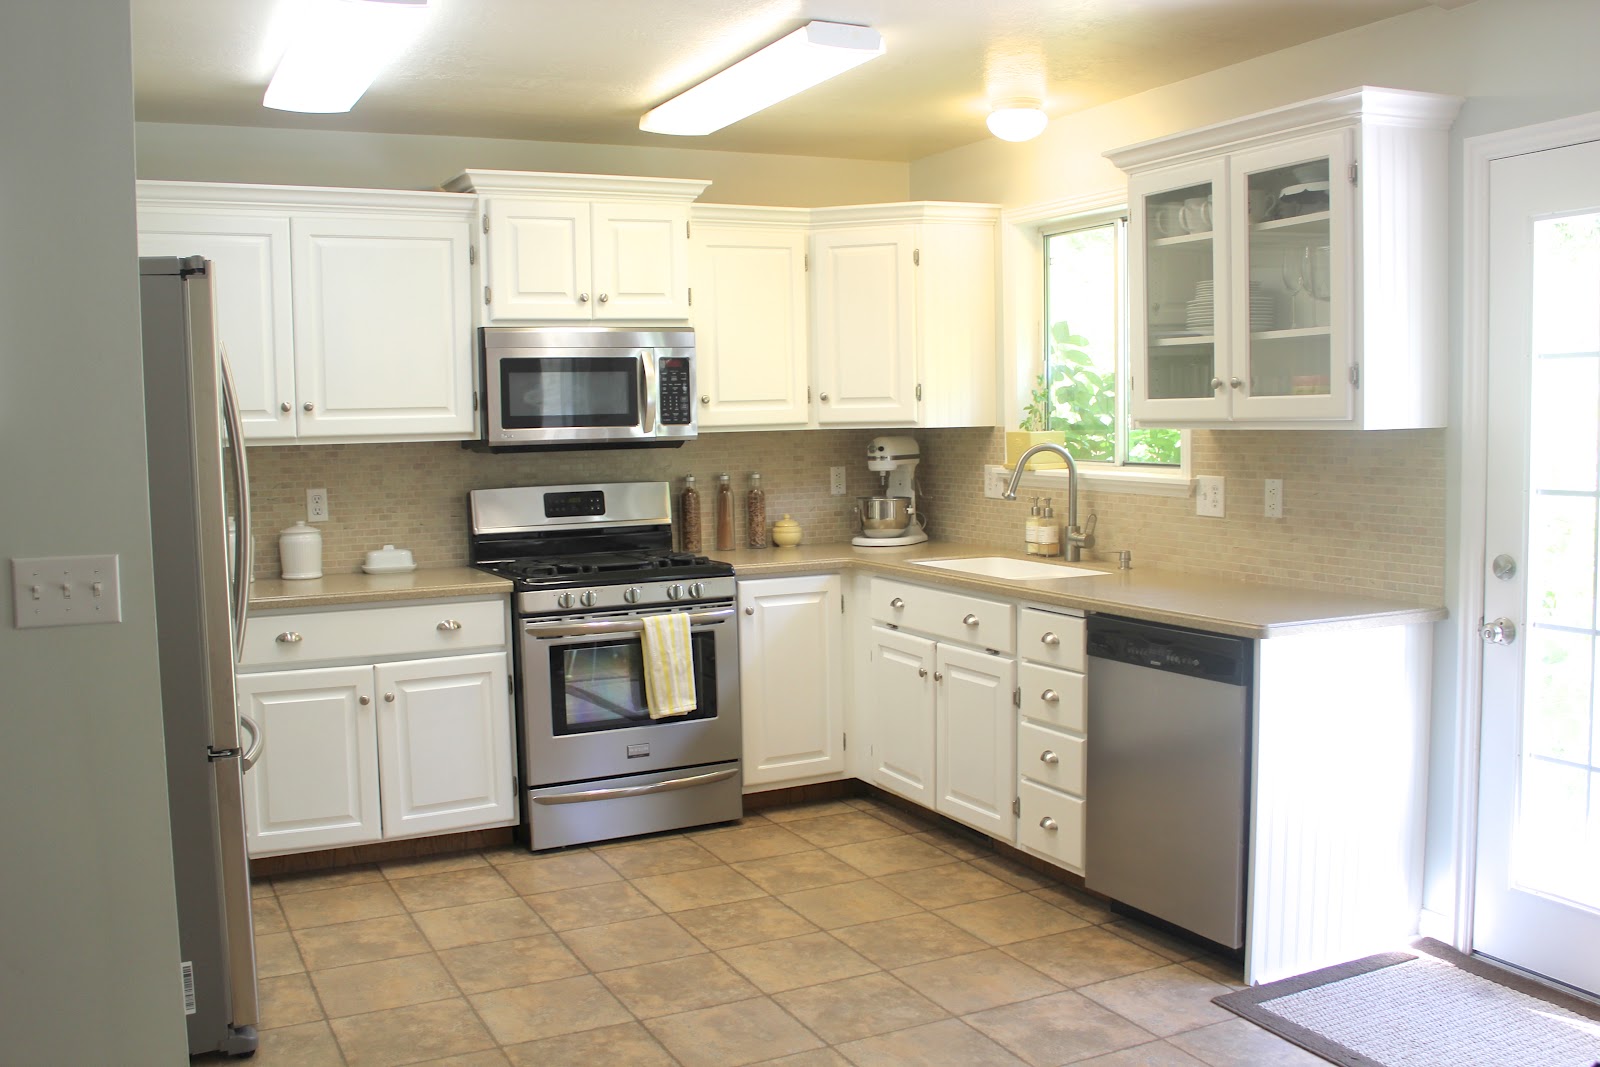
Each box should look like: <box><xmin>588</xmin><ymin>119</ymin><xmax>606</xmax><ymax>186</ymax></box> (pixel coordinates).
<box><xmin>1005</xmin><ymin>323</ymin><xmax>1091</xmax><ymax>470</ymax></box>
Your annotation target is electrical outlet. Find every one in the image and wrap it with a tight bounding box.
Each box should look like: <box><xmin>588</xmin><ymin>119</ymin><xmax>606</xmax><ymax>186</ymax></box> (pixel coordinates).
<box><xmin>1264</xmin><ymin>478</ymin><xmax>1284</xmax><ymax>519</ymax></box>
<box><xmin>307</xmin><ymin>488</ymin><xmax>329</xmax><ymax>523</ymax></box>
<box><xmin>829</xmin><ymin>467</ymin><xmax>847</xmax><ymax>496</ymax></box>
<box><xmin>1195</xmin><ymin>476</ymin><xmax>1225</xmax><ymax>518</ymax></box>
<box><xmin>983</xmin><ymin>465</ymin><xmax>1008</xmax><ymax>499</ymax></box>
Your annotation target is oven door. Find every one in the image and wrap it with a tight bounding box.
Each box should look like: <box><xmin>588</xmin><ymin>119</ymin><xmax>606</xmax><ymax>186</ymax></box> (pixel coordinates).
<box><xmin>486</xmin><ymin>346</ymin><xmax>652</xmax><ymax>445</ymax></box>
<box><xmin>519</xmin><ymin>604</ymin><xmax>740</xmax><ymax>785</ymax></box>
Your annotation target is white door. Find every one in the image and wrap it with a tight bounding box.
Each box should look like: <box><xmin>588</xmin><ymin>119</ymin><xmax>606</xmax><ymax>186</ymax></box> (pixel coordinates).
<box><xmin>592</xmin><ymin>202</ymin><xmax>691</xmax><ymax>320</ymax></box>
<box><xmin>812</xmin><ymin>226</ymin><xmax>918</xmax><ymax>424</ymax></box>
<box><xmin>374</xmin><ymin>652</ymin><xmax>515</xmax><ymax>840</ymax></box>
<box><xmin>484</xmin><ymin>198</ymin><xmax>593</xmax><ymax>321</ymax></box>
<box><xmin>935</xmin><ymin>643</ymin><xmax>1017</xmax><ymax>839</ymax></box>
<box><xmin>291</xmin><ymin>214</ymin><xmax>474</xmax><ymax>438</ymax></box>
<box><xmin>738</xmin><ymin>576</ymin><xmax>845</xmax><ymax>787</ymax></box>
<box><xmin>868</xmin><ymin>625</ymin><xmax>936</xmax><ymax>806</ymax></box>
<box><xmin>691</xmin><ymin>223</ymin><xmax>811</xmax><ymax>428</ymax></box>
<box><xmin>1476</xmin><ymin>137</ymin><xmax>1600</xmax><ymax>995</ymax></box>
<box><xmin>237</xmin><ymin>666</ymin><xmax>381</xmax><ymax>856</ymax></box>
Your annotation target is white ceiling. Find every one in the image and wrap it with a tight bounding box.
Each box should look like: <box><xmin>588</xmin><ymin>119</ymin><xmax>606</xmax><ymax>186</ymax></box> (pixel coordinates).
<box><xmin>130</xmin><ymin>0</ymin><xmax>1453</xmax><ymax>163</ymax></box>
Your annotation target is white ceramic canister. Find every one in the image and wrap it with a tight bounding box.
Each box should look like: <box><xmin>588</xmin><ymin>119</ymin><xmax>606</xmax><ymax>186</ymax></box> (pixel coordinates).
<box><xmin>279</xmin><ymin>520</ymin><xmax>323</xmax><ymax>580</ymax></box>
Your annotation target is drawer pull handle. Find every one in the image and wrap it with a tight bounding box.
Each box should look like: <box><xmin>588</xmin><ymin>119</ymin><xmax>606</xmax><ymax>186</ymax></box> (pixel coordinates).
<box><xmin>963</xmin><ymin>613</ymin><xmax>980</xmax><ymax>627</ymax></box>
<box><xmin>918</xmin><ymin>667</ymin><xmax>928</xmax><ymax>678</ymax></box>
<box><xmin>1041</xmin><ymin>631</ymin><xmax>1060</xmax><ymax>646</ymax></box>
<box><xmin>934</xmin><ymin>671</ymin><xmax>944</xmax><ymax>682</ymax></box>
<box><xmin>276</xmin><ymin>631</ymin><xmax>303</xmax><ymax>644</ymax></box>
<box><xmin>1040</xmin><ymin>816</ymin><xmax>1059</xmax><ymax>832</ymax></box>
<box><xmin>358</xmin><ymin>695</ymin><xmax>371</xmax><ymax>706</ymax></box>
<box><xmin>437</xmin><ymin>619</ymin><xmax>463</xmax><ymax>631</ymax></box>
<box><xmin>1040</xmin><ymin>750</ymin><xmax>1059</xmax><ymax>765</ymax></box>
<box><xmin>384</xmin><ymin>692</ymin><xmax>395</xmax><ymax>703</ymax></box>
<box><xmin>890</xmin><ymin>597</ymin><xmax>905</xmax><ymax>610</ymax></box>
<box><xmin>1041</xmin><ymin>689</ymin><xmax>1059</xmax><ymax>704</ymax></box>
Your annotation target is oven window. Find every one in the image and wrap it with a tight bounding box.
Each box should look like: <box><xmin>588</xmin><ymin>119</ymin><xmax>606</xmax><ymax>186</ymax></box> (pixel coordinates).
<box><xmin>501</xmin><ymin>356</ymin><xmax>640</xmax><ymax>428</ymax></box>
<box><xmin>549</xmin><ymin>631</ymin><xmax>717</xmax><ymax>734</ymax></box>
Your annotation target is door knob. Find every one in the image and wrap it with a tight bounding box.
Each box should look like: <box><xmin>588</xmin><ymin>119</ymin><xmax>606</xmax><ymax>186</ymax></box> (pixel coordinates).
<box><xmin>384</xmin><ymin>692</ymin><xmax>396</xmax><ymax>702</ymax></box>
<box><xmin>933</xmin><ymin>671</ymin><xmax>944</xmax><ymax>682</ymax></box>
<box><xmin>744</xmin><ymin>607</ymin><xmax>755</xmax><ymax>615</ymax></box>
<box><xmin>701</xmin><ymin>395</ymin><xmax>711</xmax><ymax>404</ymax></box>
<box><xmin>358</xmin><ymin>695</ymin><xmax>371</xmax><ymax>705</ymax></box>
<box><xmin>1480</xmin><ymin>617</ymin><xmax>1518</xmax><ymax>645</ymax></box>
<box><xmin>1210</xmin><ymin>377</ymin><xmax>1223</xmax><ymax>391</ymax></box>
<box><xmin>1039</xmin><ymin>816</ymin><xmax>1059</xmax><ymax>832</ymax></box>
<box><xmin>1040</xmin><ymin>750</ymin><xmax>1059</xmax><ymax>764</ymax></box>
<box><xmin>819</xmin><ymin>392</ymin><xmax>830</xmax><ymax>402</ymax></box>
<box><xmin>597</xmin><ymin>293</ymin><xmax>609</xmax><ymax>303</ymax></box>
<box><xmin>303</xmin><ymin>401</ymin><xmax>314</xmax><ymax>412</ymax></box>
<box><xmin>579</xmin><ymin>292</ymin><xmax>590</xmax><ymax>303</ymax></box>
<box><xmin>917</xmin><ymin>667</ymin><xmax>927</xmax><ymax>678</ymax></box>
<box><xmin>280</xmin><ymin>402</ymin><xmax>292</xmax><ymax>412</ymax></box>
<box><xmin>1229</xmin><ymin>377</ymin><xmax>1242</xmax><ymax>389</ymax></box>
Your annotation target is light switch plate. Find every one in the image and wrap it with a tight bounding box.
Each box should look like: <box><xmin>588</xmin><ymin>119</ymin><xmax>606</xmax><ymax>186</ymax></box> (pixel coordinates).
<box><xmin>12</xmin><ymin>554</ymin><xmax>122</xmax><ymax>628</ymax></box>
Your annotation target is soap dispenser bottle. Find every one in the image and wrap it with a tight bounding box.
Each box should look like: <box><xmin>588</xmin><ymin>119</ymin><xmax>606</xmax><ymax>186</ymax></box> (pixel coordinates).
<box><xmin>1024</xmin><ymin>497</ymin><xmax>1042</xmax><ymax>555</ymax></box>
<box><xmin>1037</xmin><ymin>499</ymin><xmax>1062</xmax><ymax>558</ymax></box>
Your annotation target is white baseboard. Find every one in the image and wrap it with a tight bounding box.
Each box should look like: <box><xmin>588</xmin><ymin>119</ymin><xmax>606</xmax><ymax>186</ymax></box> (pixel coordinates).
<box><xmin>1417</xmin><ymin>907</ymin><xmax>1455</xmax><ymax>943</ymax></box>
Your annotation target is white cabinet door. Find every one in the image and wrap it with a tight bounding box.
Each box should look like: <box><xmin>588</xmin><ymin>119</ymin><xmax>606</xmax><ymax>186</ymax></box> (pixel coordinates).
<box><xmin>484</xmin><ymin>198</ymin><xmax>592</xmax><ymax>321</ymax></box>
<box><xmin>915</xmin><ymin>219</ymin><xmax>998</xmax><ymax>428</ymax></box>
<box><xmin>136</xmin><ymin>212</ymin><xmax>297</xmax><ymax>440</ymax></box>
<box><xmin>935</xmin><ymin>643</ymin><xmax>1017</xmax><ymax>839</ymax></box>
<box><xmin>867</xmin><ymin>625</ymin><xmax>936</xmax><ymax>806</ymax></box>
<box><xmin>738</xmin><ymin>576</ymin><xmax>844</xmax><ymax>787</ymax></box>
<box><xmin>238</xmin><ymin>666</ymin><xmax>381</xmax><ymax>857</ymax></box>
<box><xmin>812</xmin><ymin>226</ymin><xmax>917</xmax><ymax>424</ymax></box>
<box><xmin>691</xmin><ymin>223</ymin><xmax>810</xmax><ymax>428</ymax></box>
<box><xmin>592</xmin><ymin>202</ymin><xmax>691</xmax><ymax>320</ymax></box>
<box><xmin>291</xmin><ymin>214</ymin><xmax>474</xmax><ymax>438</ymax></box>
<box><xmin>374</xmin><ymin>652</ymin><xmax>514</xmax><ymax>840</ymax></box>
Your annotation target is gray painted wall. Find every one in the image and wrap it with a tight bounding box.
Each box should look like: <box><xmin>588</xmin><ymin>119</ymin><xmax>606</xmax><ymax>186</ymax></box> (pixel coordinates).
<box><xmin>0</xmin><ymin>2</ymin><xmax>186</xmax><ymax>1061</ymax></box>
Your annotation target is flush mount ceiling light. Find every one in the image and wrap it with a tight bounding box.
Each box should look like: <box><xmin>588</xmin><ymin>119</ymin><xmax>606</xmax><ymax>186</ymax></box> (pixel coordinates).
<box><xmin>986</xmin><ymin>101</ymin><xmax>1049</xmax><ymax>142</ymax></box>
<box><xmin>640</xmin><ymin>21</ymin><xmax>885</xmax><ymax>137</ymax></box>
<box><xmin>264</xmin><ymin>0</ymin><xmax>429</xmax><ymax>114</ymax></box>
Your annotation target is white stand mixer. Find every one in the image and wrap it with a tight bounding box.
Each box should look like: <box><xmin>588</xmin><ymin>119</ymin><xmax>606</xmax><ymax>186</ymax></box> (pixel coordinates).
<box><xmin>852</xmin><ymin>435</ymin><xmax>930</xmax><ymax>547</ymax></box>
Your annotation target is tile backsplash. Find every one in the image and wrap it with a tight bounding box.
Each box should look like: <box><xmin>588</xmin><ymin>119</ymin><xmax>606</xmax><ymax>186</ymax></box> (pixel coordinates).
<box><xmin>248</xmin><ymin>425</ymin><xmax>1445</xmax><ymax>604</ymax></box>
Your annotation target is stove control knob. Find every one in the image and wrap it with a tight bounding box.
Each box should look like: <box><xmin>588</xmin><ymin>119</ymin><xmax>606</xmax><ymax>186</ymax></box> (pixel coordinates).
<box><xmin>579</xmin><ymin>590</ymin><xmax>598</xmax><ymax>608</ymax></box>
<box><xmin>623</xmin><ymin>586</ymin><xmax>642</xmax><ymax>604</ymax></box>
<box><xmin>556</xmin><ymin>592</ymin><xmax>576</xmax><ymax>609</ymax></box>
<box><xmin>666</xmin><ymin>583</ymin><xmax>684</xmax><ymax>601</ymax></box>
<box><xmin>687</xmin><ymin>581</ymin><xmax>706</xmax><ymax>598</ymax></box>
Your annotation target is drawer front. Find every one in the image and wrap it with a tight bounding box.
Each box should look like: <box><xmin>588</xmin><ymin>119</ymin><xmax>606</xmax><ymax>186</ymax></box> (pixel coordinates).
<box><xmin>1018</xmin><ymin>607</ymin><xmax>1085</xmax><ymax>670</ymax></box>
<box><xmin>870</xmin><ymin>578</ymin><xmax>1014</xmax><ymax>652</ymax></box>
<box><xmin>241</xmin><ymin>598</ymin><xmax>507</xmax><ymax>668</ymax></box>
<box><xmin>1018</xmin><ymin>661</ymin><xmax>1086</xmax><ymax>733</ymax></box>
<box><xmin>1018</xmin><ymin>720</ymin><xmax>1085</xmax><ymax>796</ymax></box>
<box><xmin>1017</xmin><ymin>778</ymin><xmax>1085</xmax><ymax>870</ymax></box>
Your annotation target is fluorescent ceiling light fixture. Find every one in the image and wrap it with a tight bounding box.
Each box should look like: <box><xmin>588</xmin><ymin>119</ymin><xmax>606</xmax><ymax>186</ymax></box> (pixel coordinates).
<box><xmin>986</xmin><ymin>102</ymin><xmax>1049</xmax><ymax>142</ymax></box>
<box><xmin>264</xmin><ymin>0</ymin><xmax>429</xmax><ymax>114</ymax></box>
<box><xmin>641</xmin><ymin>21</ymin><xmax>885</xmax><ymax>136</ymax></box>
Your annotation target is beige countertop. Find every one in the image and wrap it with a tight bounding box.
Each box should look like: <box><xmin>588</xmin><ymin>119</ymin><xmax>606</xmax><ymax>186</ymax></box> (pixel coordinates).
<box><xmin>713</xmin><ymin>541</ymin><xmax>1445</xmax><ymax>639</ymax></box>
<box><xmin>249</xmin><ymin>567</ymin><xmax>512</xmax><ymax>612</ymax></box>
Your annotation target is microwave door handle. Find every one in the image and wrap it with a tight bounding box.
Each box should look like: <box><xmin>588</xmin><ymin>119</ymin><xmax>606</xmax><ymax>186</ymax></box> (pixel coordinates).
<box><xmin>639</xmin><ymin>351</ymin><xmax>657</xmax><ymax>434</ymax></box>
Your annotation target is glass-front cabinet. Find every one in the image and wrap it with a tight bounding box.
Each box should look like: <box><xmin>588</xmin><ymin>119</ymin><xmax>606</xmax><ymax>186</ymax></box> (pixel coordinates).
<box><xmin>1112</xmin><ymin>87</ymin><xmax>1462</xmax><ymax>431</ymax></box>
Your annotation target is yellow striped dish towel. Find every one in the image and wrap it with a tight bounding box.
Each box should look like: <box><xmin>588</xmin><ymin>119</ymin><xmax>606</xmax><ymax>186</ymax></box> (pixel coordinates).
<box><xmin>641</xmin><ymin>612</ymin><xmax>697</xmax><ymax>719</ymax></box>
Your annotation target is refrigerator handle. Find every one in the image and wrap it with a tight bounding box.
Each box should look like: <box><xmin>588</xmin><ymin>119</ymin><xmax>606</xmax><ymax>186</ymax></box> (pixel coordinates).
<box><xmin>239</xmin><ymin>712</ymin><xmax>264</xmax><ymax>772</ymax></box>
<box><xmin>219</xmin><ymin>345</ymin><xmax>252</xmax><ymax>660</ymax></box>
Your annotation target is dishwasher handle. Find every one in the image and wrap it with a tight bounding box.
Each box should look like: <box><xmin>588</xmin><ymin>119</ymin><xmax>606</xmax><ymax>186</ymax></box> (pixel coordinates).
<box><xmin>1085</xmin><ymin>614</ymin><xmax>1250</xmax><ymax>687</ymax></box>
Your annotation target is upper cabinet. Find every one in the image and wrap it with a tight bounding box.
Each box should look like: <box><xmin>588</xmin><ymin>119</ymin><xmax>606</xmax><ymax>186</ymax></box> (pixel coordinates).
<box><xmin>810</xmin><ymin>203</ymin><xmax>999</xmax><ymax>428</ymax></box>
<box><xmin>137</xmin><ymin>182</ymin><xmax>475</xmax><ymax>444</ymax></box>
<box><xmin>444</xmin><ymin>170</ymin><xmax>710</xmax><ymax>325</ymax></box>
<box><xmin>1107</xmin><ymin>87</ymin><xmax>1462</xmax><ymax>430</ymax></box>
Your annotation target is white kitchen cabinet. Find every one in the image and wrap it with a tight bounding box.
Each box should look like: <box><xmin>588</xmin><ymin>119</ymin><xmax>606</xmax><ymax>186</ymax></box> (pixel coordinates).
<box><xmin>445</xmin><ymin>170</ymin><xmax>710</xmax><ymax>324</ymax></box>
<box><xmin>737</xmin><ymin>575</ymin><xmax>845</xmax><ymax>788</ymax></box>
<box><xmin>136</xmin><ymin>181</ymin><xmax>476</xmax><ymax>443</ymax></box>
<box><xmin>238</xmin><ymin>596</ymin><xmax>514</xmax><ymax>858</ymax></box>
<box><xmin>810</xmin><ymin>203</ymin><xmax>999</xmax><ymax>428</ymax></box>
<box><xmin>690</xmin><ymin>207</ymin><xmax>811</xmax><ymax>429</ymax></box>
<box><xmin>1108</xmin><ymin>86</ymin><xmax>1462</xmax><ymax>430</ymax></box>
<box><xmin>934</xmin><ymin>642</ymin><xmax>1016</xmax><ymax>839</ymax></box>
<box><xmin>867</xmin><ymin>625</ymin><xmax>936</xmax><ymax>808</ymax></box>
<box><xmin>1013</xmin><ymin>605</ymin><xmax>1088</xmax><ymax>872</ymax></box>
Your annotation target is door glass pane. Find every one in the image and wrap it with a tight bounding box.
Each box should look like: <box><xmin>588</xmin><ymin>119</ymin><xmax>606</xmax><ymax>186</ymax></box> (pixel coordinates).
<box><xmin>1143</xmin><ymin>181</ymin><xmax>1217</xmax><ymax>402</ymax></box>
<box><xmin>1244</xmin><ymin>156</ymin><xmax>1332</xmax><ymax>398</ymax></box>
<box><xmin>501</xmin><ymin>356</ymin><xmax>640</xmax><ymax>428</ymax></box>
<box><xmin>549</xmin><ymin>632</ymin><xmax>716</xmax><ymax>734</ymax></box>
<box><xmin>1517</xmin><ymin>210</ymin><xmax>1600</xmax><ymax>912</ymax></box>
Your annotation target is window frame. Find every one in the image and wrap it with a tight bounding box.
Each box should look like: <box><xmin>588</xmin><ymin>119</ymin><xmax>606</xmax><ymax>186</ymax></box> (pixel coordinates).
<box><xmin>1000</xmin><ymin>193</ymin><xmax>1192</xmax><ymax>498</ymax></box>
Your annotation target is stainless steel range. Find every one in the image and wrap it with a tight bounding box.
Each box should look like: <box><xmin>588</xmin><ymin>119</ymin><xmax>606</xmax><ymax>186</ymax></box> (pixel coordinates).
<box><xmin>469</xmin><ymin>481</ymin><xmax>741</xmax><ymax>850</ymax></box>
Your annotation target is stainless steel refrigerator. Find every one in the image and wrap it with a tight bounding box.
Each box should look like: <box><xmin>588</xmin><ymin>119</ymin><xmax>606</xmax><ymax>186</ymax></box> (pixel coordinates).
<box><xmin>141</xmin><ymin>256</ymin><xmax>260</xmax><ymax>1057</ymax></box>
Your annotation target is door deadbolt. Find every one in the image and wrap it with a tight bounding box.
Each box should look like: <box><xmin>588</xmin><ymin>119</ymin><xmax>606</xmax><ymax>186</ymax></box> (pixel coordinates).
<box><xmin>1492</xmin><ymin>554</ymin><xmax>1518</xmax><ymax>581</ymax></box>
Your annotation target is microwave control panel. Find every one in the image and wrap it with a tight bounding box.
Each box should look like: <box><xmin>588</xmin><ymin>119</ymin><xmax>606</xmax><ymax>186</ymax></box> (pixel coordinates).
<box><xmin>659</xmin><ymin>357</ymin><xmax>692</xmax><ymax>425</ymax></box>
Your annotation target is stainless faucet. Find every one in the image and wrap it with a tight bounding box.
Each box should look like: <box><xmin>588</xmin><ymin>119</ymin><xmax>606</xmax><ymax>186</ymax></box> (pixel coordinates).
<box><xmin>1002</xmin><ymin>442</ymin><xmax>1095</xmax><ymax>562</ymax></box>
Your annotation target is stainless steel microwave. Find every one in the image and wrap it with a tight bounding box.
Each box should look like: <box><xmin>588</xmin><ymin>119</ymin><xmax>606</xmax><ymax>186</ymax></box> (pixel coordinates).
<box><xmin>477</xmin><ymin>327</ymin><xmax>696</xmax><ymax>449</ymax></box>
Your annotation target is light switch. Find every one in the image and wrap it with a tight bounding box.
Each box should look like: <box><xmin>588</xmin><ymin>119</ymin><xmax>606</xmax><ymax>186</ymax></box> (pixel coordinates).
<box><xmin>11</xmin><ymin>555</ymin><xmax>122</xmax><ymax>628</ymax></box>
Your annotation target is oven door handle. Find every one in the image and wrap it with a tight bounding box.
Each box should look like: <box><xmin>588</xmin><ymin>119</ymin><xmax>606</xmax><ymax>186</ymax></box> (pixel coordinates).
<box><xmin>639</xmin><ymin>350</ymin><xmax>657</xmax><ymax>435</ymax></box>
<box><xmin>531</xmin><ymin>766</ymin><xmax>738</xmax><ymax>805</ymax></box>
<box><xmin>525</xmin><ymin>606</ymin><xmax>733</xmax><ymax>638</ymax></box>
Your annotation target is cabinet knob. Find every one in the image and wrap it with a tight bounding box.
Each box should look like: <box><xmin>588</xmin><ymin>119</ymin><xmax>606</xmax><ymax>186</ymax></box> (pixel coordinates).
<box><xmin>280</xmin><ymin>402</ymin><xmax>292</xmax><ymax>412</ymax></box>
<box><xmin>890</xmin><ymin>597</ymin><xmax>905</xmax><ymax>610</ymax></box>
<box><xmin>701</xmin><ymin>394</ymin><xmax>711</xmax><ymax>404</ymax></box>
<box><xmin>303</xmin><ymin>401</ymin><xmax>314</xmax><ymax>412</ymax></box>
<box><xmin>1040</xmin><ymin>750</ymin><xmax>1060</xmax><ymax>765</ymax></box>
<box><xmin>963</xmin><ymin>613</ymin><xmax>980</xmax><ymax>627</ymax></box>
<box><xmin>745</xmin><ymin>607</ymin><xmax>755</xmax><ymax>615</ymax></box>
<box><xmin>437</xmin><ymin>619</ymin><xmax>462</xmax><ymax>631</ymax></box>
<box><xmin>598</xmin><ymin>293</ymin><xmax>609</xmax><ymax>303</ymax></box>
<box><xmin>819</xmin><ymin>392</ymin><xmax>830</xmax><ymax>402</ymax></box>
<box><xmin>917</xmin><ymin>667</ymin><xmax>928</xmax><ymax>678</ymax></box>
<box><xmin>358</xmin><ymin>695</ymin><xmax>371</xmax><ymax>706</ymax></box>
<box><xmin>1210</xmin><ymin>378</ymin><xmax>1223</xmax><ymax>392</ymax></box>
<box><xmin>276</xmin><ymin>631</ymin><xmax>302</xmax><ymax>644</ymax></box>
<box><xmin>384</xmin><ymin>692</ymin><xmax>395</xmax><ymax>703</ymax></box>
<box><xmin>1041</xmin><ymin>688</ymin><xmax>1060</xmax><ymax>704</ymax></box>
<box><xmin>1040</xmin><ymin>816</ymin><xmax>1059</xmax><ymax>832</ymax></box>
<box><xmin>1230</xmin><ymin>377</ymin><xmax>1243</xmax><ymax>389</ymax></box>
<box><xmin>1040</xmin><ymin>631</ymin><xmax>1060</xmax><ymax>646</ymax></box>
<box><xmin>579</xmin><ymin>292</ymin><xmax>590</xmax><ymax>303</ymax></box>
<box><xmin>933</xmin><ymin>671</ymin><xmax>944</xmax><ymax>682</ymax></box>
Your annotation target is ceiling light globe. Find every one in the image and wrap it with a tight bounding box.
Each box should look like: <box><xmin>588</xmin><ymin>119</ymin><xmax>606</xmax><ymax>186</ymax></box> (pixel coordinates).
<box><xmin>986</xmin><ymin>105</ymin><xmax>1048</xmax><ymax>142</ymax></box>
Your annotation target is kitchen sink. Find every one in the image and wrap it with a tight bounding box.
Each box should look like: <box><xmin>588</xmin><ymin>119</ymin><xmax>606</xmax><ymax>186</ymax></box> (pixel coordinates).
<box><xmin>910</xmin><ymin>557</ymin><xmax>1104</xmax><ymax>581</ymax></box>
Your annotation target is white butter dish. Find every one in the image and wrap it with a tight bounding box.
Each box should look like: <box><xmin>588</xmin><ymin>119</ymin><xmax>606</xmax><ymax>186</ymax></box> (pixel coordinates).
<box><xmin>362</xmin><ymin>544</ymin><xmax>417</xmax><ymax>574</ymax></box>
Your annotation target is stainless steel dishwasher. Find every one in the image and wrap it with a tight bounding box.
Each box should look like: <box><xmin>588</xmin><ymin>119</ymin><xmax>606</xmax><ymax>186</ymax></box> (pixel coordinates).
<box><xmin>1085</xmin><ymin>615</ymin><xmax>1251</xmax><ymax>949</ymax></box>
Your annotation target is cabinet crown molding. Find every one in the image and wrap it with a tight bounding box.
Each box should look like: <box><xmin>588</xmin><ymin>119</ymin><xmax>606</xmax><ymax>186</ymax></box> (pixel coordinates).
<box><xmin>444</xmin><ymin>169</ymin><xmax>711</xmax><ymax>202</ymax></box>
<box><xmin>1104</xmin><ymin>86</ymin><xmax>1463</xmax><ymax>174</ymax></box>
<box><xmin>809</xmin><ymin>201</ymin><xmax>1001</xmax><ymax>229</ymax></box>
<box><xmin>135</xmin><ymin>179</ymin><xmax>475</xmax><ymax>218</ymax></box>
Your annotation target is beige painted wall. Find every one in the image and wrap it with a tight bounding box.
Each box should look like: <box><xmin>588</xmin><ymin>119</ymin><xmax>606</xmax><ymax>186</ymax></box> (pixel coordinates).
<box><xmin>134</xmin><ymin>122</ymin><xmax>910</xmax><ymax>206</ymax></box>
<box><xmin>0</xmin><ymin>3</ymin><xmax>186</xmax><ymax>1061</ymax></box>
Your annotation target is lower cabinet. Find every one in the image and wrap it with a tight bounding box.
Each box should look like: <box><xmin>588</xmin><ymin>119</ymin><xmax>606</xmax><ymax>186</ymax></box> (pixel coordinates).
<box><xmin>1013</xmin><ymin>606</ymin><xmax>1089</xmax><ymax>871</ymax></box>
<box><xmin>738</xmin><ymin>575</ymin><xmax>845</xmax><ymax>788</ymax></box>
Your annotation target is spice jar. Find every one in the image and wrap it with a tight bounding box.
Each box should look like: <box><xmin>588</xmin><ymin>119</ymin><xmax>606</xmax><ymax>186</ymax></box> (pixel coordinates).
<box><xmin>679</xmin><ymin>475</ymin><xmax>702</xmax><ymax>553</ymax></box>
<box><xmin>746</xmin><ymin>472</ymin><xmax>768</xmax><ymax>549</ymax></box>
<box><xmin>715</xmin><ymin>473</ymin><xmax>734</xmax><ymax>551</ymax></box>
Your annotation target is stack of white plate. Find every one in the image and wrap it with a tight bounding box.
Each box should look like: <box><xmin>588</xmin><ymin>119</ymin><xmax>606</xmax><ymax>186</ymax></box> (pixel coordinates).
<box><xmin>1184</xmin><ymin>282</ymin><xmax>1276</xmax><ymax>332</ymax></box>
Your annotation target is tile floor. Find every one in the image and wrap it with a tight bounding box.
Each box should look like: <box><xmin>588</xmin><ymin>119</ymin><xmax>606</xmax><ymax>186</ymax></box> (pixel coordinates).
<box><xmin>230</xmin><ymin>797</ymin><xmax>1325</xmax><ymax>1066</ymax></box>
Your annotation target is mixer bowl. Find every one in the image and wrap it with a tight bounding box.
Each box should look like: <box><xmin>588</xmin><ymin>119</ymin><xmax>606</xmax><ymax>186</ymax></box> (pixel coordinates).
<box><xmin>857</xmin><ymin>495</ymin><xmax>913</xmax><ymax>537</ymax></box>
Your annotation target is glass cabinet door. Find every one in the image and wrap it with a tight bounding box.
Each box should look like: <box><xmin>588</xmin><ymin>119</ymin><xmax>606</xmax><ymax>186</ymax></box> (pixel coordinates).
<box><xmin>1129</xmin><ymin>161</ymin><xmax>1232</xmax><ymax>423</ymax></box>
<box><xmin>1228</xmin><ymin>132</ymin><xmax>1353</xmax><ymax>421</ymax></box>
